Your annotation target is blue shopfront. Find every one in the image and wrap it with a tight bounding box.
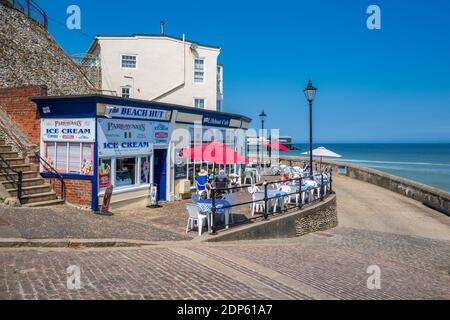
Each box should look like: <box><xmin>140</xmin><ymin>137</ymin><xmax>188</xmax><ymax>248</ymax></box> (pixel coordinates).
<box><xmin>31</xmin><ymin>95</ymin><xmax>251</xmax><ymax>211</ymax></box>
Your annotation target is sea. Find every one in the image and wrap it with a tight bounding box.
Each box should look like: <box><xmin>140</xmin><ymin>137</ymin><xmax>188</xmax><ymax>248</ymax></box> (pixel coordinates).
<box><xmin>281</xmin><ymin>143</ymin><xmax>450</xmax><ymax>193</ymax></box>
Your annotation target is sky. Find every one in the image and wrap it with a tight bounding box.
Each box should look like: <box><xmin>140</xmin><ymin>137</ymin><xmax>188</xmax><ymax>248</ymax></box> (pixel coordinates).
<box><xmin>37</xmin><ymin>0</ymin><xmax>450</xmax><ymax>143</ymax></box>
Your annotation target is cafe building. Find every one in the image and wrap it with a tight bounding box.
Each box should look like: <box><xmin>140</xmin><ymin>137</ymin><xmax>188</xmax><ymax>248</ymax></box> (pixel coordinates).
<box><xmin>31</xmin><ymin>95</ymin><xmax>251</xmax><ymax>211</ymax></box>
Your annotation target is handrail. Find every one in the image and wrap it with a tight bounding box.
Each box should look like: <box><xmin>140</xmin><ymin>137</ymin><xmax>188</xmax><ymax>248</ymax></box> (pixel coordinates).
<box><xmin>207</xmin><ymin>172</ymin><xmax>333</xmax><ymax>234</ymax></box>
<box><xmin>1</xmin><ymin>0</ymin><xmax>48</xmax><ymax>30</ymax></box>
<box><xmin>0</xmin><ymin>153</ymin><xmax>23</xmax><ymax>203</ymax></box>
<box><xmin>34</xmin><ymin>151</ymin><xmax>65</xmax><ymax>201</ymax></box>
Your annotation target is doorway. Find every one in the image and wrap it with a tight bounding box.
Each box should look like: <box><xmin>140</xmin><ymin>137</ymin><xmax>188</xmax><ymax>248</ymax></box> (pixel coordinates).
<box><xmin>153</xmin><ymin>149</ymin><xmax>167</xmax><ymax>201</ymax></box>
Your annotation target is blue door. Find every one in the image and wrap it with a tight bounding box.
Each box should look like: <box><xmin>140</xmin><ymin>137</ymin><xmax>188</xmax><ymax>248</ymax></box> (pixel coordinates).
<box><xmin>153</xmin><ymin>149</ymin><xmax>167</xmax><ymax>201</ymax></box>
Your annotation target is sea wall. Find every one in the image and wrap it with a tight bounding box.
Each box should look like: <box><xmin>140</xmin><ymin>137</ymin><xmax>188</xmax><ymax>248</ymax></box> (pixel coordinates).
<box><xmin>281</xmin><ymin>156</ymin><xmax>450</xmax><ymax>216</ymax></box>
<box><xmin>204</xmin><ymin>194</ymin><xmax>338</xmax><ymax>242</ymax></box>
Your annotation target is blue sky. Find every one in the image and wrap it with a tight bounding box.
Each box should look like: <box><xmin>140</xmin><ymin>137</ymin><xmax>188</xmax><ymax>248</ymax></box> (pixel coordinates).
<box><xmin>38</xmin><ymin>0</ymin><xmax>450</xmax><ymax>143</ymax></box>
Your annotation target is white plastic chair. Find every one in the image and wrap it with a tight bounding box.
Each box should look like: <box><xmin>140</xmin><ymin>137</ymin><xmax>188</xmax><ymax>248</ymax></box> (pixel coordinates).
<box><xmin>304</xmin><ymin>180</ymin><xmax>318</xmax><ymax>202</ymax></box>
<box><xmin>247</xmin><ymin>185</ymin><xmax>260</xmax><ymax>194</ymax></box>
<box><xmin>281</xmin><ymin>185</ymin><xmax>299</xmax><ymax>206</ymax></box>
<box><xmin>251</xmin><ymin>191</ymin><xmax>265</xmax><ymax>216</ymax></box>
<box><xmin>185</xmin><ymin>203</ymin><xmax>208</xmax><ymax>236</ymax></box>
<box><xmin>243</xmin><ymin>171</ymin><xmax>254</xmax><ymax>185</ymax></box>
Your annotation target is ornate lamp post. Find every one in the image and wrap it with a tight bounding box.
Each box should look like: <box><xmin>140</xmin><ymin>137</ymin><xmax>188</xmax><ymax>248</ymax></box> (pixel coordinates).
<box><xmin>259</xmin><ymin>110</ymin><xmax>267</xmax><ymax>168</ymax></box>
<box><xmin>304</xmin><ymin>80</ymin><xmax>317</xmax><ymax>177</ymax></box>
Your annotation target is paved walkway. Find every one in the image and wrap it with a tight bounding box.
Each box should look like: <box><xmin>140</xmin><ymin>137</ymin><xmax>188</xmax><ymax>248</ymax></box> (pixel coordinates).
<box><xmin>0</xmin><ymin>228</ymin><xmax>449</xmax><ymax>300</ymax></box>
<box><xmin>332</xmin><ymin>175</ymin><xmax>450</xmax><ymax>241</ymax></box>
<box><xmin>1</xmin><ymin>175</ymin><xmax>449</xmax><ymax>299</ymax></box>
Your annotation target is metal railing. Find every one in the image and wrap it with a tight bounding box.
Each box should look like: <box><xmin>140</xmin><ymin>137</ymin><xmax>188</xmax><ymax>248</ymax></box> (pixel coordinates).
<box><xmin>33</xmin><ymin>152</ymin><xmax>65</xmax><ymax>201</ymax></box>
<box><xmin>1</xmin><ymin>0</ymin><xmax>48</xmax><ymax>29</ymax></box>
<box><xmin>0</xmin><ymin>153</ymin><xmax>23</xmax><ymax>204</ymax></box>
<box><xmin>207</xmin><ymin>170</ymin><xmax>333</xmax><ymax>234</ymax></box>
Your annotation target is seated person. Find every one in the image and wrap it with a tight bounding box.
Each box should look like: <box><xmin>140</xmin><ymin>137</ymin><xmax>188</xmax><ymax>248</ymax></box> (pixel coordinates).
<box><xmin>195</xmin><ymin>169</ymin><xmax>211</xmax><ymax>198</ymax></box>
<box><xmin>281</xmin><ymin>173</ymin><xmax>291</xmax><ymax>186</ymax></box>
<box><xmin>214</xmin><ymin>170</ymin><xmax>230</xmax><ymax>190</ymax></box>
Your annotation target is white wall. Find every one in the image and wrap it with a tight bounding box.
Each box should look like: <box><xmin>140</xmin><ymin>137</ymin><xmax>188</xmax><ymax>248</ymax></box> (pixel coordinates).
<box><xmin>97</xmin><ymin>36</ymin><xmax>221</xmax><ymax>111</ymax></box>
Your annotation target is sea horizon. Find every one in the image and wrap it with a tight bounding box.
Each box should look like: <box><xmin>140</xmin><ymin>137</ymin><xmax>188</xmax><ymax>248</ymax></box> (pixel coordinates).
<box><xmin>281</xmin><ymin>142</ymin><xmax>450</xmax><ymax>193</ymax></box>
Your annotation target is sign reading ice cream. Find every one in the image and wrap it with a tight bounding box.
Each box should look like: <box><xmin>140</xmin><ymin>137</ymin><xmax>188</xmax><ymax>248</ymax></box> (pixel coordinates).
<box><xmin>41</xmin><ymin>118</ymin><xmax>95</xmax><ymax>142</ymax></box>
<box><xmin>98</xmin><ymin>118</ymin><xmax>154</xmax><ymax>157</ymax></box>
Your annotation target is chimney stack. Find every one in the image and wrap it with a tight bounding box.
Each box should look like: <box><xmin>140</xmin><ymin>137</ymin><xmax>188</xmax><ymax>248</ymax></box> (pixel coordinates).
<box><xmin>160</xmin><ymin>21</ymin><xmax>165</xmax><ymax>35</ymax></box>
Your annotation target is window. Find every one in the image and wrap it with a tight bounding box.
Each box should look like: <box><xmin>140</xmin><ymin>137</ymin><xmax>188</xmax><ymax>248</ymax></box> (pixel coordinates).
<box><xmin>121</xmin><ymin>55</ymin><xmax>137</xmax><ymax>69</ymax></box>
<box><xmin>44</xmin><ymin>142</ymin><xmax>94</xmax><ymax>175</ymax></box>
<box><xmin>140</xmin><ymin>156</ymin><xmax>151</xmax><ymax>184</ymax></box>
<box><xmin>194</xmin><ymin>98</ymin><xmax>205</xmax><ymax>109</ymax></box>
<box><xmin>194</xmin><ymin>58</ymin><xmax>205</xmax><ymax>83</ymax></box>
<box><xmin>115</xmin><ymin>157</ymin><xmax>136</xmax><ymax>187</ymax></box>
<box><xmin>121</xmin><ymin>87</ymin><xmax>131</xmax><ymax>98</ymax></box>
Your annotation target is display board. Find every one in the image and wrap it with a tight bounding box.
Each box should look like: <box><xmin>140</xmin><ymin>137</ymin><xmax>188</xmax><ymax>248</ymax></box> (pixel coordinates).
<box><xmin>98</xmin><ymin>118</ymin><xmax>170</xmax><ymax>157</ymax></box>
<box><xmin>41</xmin><ymin>118</ymin><xmax>95</xmax><ymax>142</ymax></box>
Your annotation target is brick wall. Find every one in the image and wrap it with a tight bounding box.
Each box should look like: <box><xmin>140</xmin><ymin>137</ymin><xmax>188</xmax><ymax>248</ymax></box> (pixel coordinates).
<box><xmin>0</xmin><ymin>86</ymin><xmax>46</xmax><ymax>144</ymax></box>
<box><xmin>46</xmin><ymin>178</ymin><xmax>92</xmax><ymax>208</ymax></box>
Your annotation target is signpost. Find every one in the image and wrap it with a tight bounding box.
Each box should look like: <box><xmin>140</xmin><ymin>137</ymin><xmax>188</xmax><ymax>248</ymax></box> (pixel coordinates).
<box><xmin>147</xmin><ymin>183</ymin><xmax>162</xmax><ymax>208</ymax></box>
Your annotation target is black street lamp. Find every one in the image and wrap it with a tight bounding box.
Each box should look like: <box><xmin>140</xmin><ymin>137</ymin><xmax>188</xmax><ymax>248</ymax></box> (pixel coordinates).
<box><xmin>304</xmin><ymin>80</ymin><xmax>317</xmax><ymax>177</ymax></box>
<box><xmin>259</xmin><ymin>110</ymin><xmax>267</xmax><ymax>168</ymax></box>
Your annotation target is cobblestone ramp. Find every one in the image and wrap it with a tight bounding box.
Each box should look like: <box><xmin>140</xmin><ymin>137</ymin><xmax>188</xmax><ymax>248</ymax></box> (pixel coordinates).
<box><xmin>1</xmin><ymin>228</ymin><xmax>449</xmax><ymax>300</ymax></box>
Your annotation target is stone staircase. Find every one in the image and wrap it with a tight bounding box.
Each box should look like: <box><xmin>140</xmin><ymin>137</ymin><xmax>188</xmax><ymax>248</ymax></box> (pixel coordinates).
<box><xmin>0</xmin><ymin>139</ymin><xmax>64</xmax><ymax>207</ymax></box>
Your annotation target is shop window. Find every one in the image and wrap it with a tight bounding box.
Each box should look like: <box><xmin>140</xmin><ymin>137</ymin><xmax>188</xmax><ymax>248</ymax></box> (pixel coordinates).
<box><xmin>140</xmin><ymin>156</ymin><xmax>151</xmax><ymax>184</ymax></box>
<box><xmin>99</xmin><ymin>158</ymin><xmax>112</xmax><ymax>190</ymax></box>
<box><xmin>45</xmin><ymin>143</ymin><xmax>56</xmax><ymax>168</ymax></box>
<box><xmin>81</xmin><ymin>144</ymin><xmax>93</xmax><ymax>174</ymax></box>
<box><xmin>68</xmin><ymin>143</ymin><xmax>81</xmax><ymax>173</ymax></box>
<box><xmin>116</xmin><ymin>157</ymin><xmax>136</xmax><ymax>187</ymax></box>
<box><xmin>44</xmin><ymin>142</ymin><xmax>94</xmax><ymax>175</ymax></box>
<box><xmin>56</xmin><ymin>142</ymin><xmax>67</xmax><ymax>172</ymax></box>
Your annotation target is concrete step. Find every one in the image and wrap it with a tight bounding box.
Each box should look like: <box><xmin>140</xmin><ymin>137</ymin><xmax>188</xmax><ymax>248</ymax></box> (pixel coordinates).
<box><xmin>7</xmin><ymin>184</ymin><xmax>52</xmax><ymax>196</ymax></box>
<box><xmin>20</xmin><ymin>191</ymin><xmax>59</xmax><ymax>204</ymax></box>
<box><xmin>1</xmin><ymin>177</ymin><xmax>45</xmax><ymax>189</ymax></box>
<box><xmin>3</xmin><ymin>157</ymin><xmax>26</xmax><ymax>165</ymax></box>
<box><xmin>0</xmin><ymin>145</ymin><xmax>12</xmax><ymax>152</ymax></box>
<box><xmin>22</xmin><ymin>199</ymin><xmax>65</xmax><ymax>208</ymax></box>
<box><xmin>0</xmin><ymin>151</ymin><xmax>20</xmax><ymax>159</ymax></box>
<box><xmin>0</xmin><ymin>171</ymin><xmax>39</xmax><ymax>181</ymax></box>
<box><xmin>8</xmin><ymin>163</ymin><xmax>35</xmax><ymax>171</ymax></box>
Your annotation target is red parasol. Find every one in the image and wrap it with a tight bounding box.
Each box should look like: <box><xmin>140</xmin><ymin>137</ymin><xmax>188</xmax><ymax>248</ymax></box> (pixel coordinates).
<box><xmin>267</xmin><ymin>143</ymin><xmax>291</xmax><ymax>152</ymax></box>
<box><xmin>182</xmin><ymin>141</ymin><xmax>249</xmax><ymax>165</ymax></box>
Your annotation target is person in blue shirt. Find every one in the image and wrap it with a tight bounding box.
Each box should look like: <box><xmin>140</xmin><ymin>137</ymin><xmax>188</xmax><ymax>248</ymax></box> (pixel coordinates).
<box><xmin>196</xmin><ymin>169</ymin><xmax>211</xmax><ymax>198</ymax></box>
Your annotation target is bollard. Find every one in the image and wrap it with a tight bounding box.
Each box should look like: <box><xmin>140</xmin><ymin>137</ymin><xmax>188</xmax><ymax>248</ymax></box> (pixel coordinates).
<box><xmin>210</xmin><ymin>188</ymin><xmax>216</xmax><ymax>234</ymax></box>
<box><xmin>298</xmin><ymin>177</ymin><xmax>303</xmax><ymax>209</ymax></box>
<box><xmin>263</xmin><ymin>181</ymin><xmax>268</xmax><ymax>220</ymax></box>
<box><xmin>320</xmin><ymin>174</ymin><xmax>324</xmax><ymax>201</ymax></box>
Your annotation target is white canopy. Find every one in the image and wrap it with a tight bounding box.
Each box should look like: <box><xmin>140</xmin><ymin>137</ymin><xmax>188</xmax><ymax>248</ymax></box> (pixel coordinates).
<box><xmin>301</xmin><ymin>146</ymin><xmax>342</xmax><ymax>158</ymax></box>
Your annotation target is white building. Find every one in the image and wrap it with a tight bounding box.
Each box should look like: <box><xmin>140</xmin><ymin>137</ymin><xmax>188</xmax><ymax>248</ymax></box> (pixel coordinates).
<box><xmin>86</xmin><ymin>23</ymin><xmax>224</xmax><ymax>112</ymax></box>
